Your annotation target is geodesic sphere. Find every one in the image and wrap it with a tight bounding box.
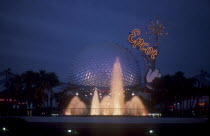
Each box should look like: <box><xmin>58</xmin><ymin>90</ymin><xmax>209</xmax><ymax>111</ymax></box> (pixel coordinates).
<box><xmin>69</xmin><ymin>43</ymin><xmax>142</xmax><ymax>88</ymax></box>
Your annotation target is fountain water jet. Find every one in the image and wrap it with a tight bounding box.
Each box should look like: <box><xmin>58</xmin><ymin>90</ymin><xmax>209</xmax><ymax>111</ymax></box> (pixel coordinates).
<box><xmin>110</xmin><ymin>57</ymin><xmax>125</xmax><ymax>115</ymax></box>
<box><xmin>91</xmin><ymin>88</ymin><xmax>100</xmax><ymax>115</ymax></box>
<box><xmin>65</xmin><ymin>96</ymin><xmax>87</xmax><ymax>115</ymax></box>
<box><xmin>125</xmin><ymin>96</ymin><xmax>148</xmax><ymax>116</ymax></box>
<box><xmin>100</xmin><ymin>95</ymin><xmax>111</xmax><ymax>115</ymax></box>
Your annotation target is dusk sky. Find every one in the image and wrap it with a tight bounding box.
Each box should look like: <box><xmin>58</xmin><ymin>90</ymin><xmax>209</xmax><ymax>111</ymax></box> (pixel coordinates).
<box><xmin>0</xmin><ymin>0</ymin><xmax>210</xmax><ymax>81</ymax></box>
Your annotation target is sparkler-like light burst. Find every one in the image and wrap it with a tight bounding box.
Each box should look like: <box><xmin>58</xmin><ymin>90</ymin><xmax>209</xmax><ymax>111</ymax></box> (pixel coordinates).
<box><xmin>146</xmin><ymin>17</ymin><xmax>168</xmax><ymax>46</ymax></box>
<box><xmin>144</xmin><ymin>17</ymin><xmax>168</xmax><ymax>70</ymax></box>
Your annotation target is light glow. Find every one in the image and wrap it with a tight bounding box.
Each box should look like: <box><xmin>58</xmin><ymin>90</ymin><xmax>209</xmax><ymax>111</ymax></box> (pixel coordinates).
<box><xmin>198</xmin><ymin>102</ymin><xmax>205</xmax><ymax>106</ymax></box>
<box><xmin>2</xmin><ymin>127</ymin><xmax>6</xmax><ymax>131</ymax></box>
<box><xmin>149</xmin><ymin>130</ymin><xmax>154</xmax><ymax>134</ymax></box>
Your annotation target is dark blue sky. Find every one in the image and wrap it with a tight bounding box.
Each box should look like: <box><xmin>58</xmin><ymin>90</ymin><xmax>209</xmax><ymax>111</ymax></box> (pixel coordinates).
<box><xmin>0</xmin><ymin>0</ymin><xmax>210</xmax><ymax>81</ymax></box>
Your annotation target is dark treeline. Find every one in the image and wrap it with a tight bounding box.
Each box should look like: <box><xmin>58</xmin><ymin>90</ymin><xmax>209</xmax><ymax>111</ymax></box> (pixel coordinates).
<box><xmin>0</xmin><ymin>69</ymin><xmax>60</xmax><ymax>115</ymax></box>
<box><xmin>149</xmin><ymin>71</ymin><xmax>210</xmax><ymax>117</ymax></box>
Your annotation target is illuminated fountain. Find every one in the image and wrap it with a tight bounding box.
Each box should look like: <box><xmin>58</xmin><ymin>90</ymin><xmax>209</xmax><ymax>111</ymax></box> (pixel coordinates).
<box><xmin>125</xmin><ymin>96</ymin><xmax>147</xmax><ymax>116</ymax></box>
<box><xmin>109</xmin><ymin>57</ymin><xmax>125</xmax><ymax>115</ymax></box>
<box><xmin>91</xmin><ymin>88</ymin><xmax>100</xmax><ymax>115</ymax></box>
<box><xmin>100</xmin><ymin>95</ymin><xmax>111</xmax><ymax>115</ymax></box>
<box><xmin>65</xmin><ymin>57</ymin><xmax>148</xmax><ymax>116</ymax></box>
<box><xmin>65</xmin><ymin>96</ymin><xmax>87</xmax><ymax>115</ymax></box>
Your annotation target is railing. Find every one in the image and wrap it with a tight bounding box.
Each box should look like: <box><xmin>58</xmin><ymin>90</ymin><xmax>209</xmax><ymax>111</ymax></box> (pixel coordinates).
<box><xmin>64</xmin><ymin>108</ymin><xmax>148</xmax><ymax>116</ymax></box>
<box><xmin>0</xmin><ymin>108</ymin><xmax>208</xmax><ymax>117</ymax></box>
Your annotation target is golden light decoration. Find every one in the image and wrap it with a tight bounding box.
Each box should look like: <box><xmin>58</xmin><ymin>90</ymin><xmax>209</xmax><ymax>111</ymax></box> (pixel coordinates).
<box><xmin>146</xmin><ymin>17</ymin><xmax>168</xmax><ymax>46</ymax></box>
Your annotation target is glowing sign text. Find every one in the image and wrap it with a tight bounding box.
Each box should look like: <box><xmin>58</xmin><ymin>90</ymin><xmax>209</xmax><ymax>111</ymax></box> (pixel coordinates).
<box><xmin>128</xmin><ymin>29</ymin><xmax>158</xmax><ymax>59</ymax></box>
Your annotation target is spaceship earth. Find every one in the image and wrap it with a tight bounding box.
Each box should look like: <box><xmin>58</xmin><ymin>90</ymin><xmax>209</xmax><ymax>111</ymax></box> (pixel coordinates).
<box><xmin>68</xmin><ymin>43</ymin><xmax>143</xmax><ymax>89</ymax></box>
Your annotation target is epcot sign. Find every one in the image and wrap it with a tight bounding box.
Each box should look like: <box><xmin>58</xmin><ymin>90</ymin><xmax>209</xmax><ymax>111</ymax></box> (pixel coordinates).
<box><xmin>128</xmin><ymin>29</ymin><xmax>158</xmax><ymax>59</ymax></box>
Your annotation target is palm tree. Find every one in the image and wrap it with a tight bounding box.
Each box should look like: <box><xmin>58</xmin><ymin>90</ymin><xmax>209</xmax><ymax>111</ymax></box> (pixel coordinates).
<box><xmin>152</xmin><ymin>71</ymin><xmax>198</xmax><ymax>116</ymax></box>
<box><xmin>46</xmin><ymin>72</ymin><xmax>59</xmax><ymax>109</ymax></box>
<box><xmin>20</xmin><ymin>70</ymin><xmax>59</xmax><ymax>115</ymax></box>
<box><xmin>21</xmin><ymin>71</ymin><xmax>41</xmax><ymax>110</ymax></box>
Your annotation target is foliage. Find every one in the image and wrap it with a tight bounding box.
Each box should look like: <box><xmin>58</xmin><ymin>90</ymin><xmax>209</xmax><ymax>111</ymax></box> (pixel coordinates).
<box><xmin>151</xmin><ymin>71</ymin><xmax>210</xmax><ymax>116</ymax></box>
<box><xmin>3</xmin><ymin>70</ymin><xmax>60</xmax><ymax>111</ymax></box>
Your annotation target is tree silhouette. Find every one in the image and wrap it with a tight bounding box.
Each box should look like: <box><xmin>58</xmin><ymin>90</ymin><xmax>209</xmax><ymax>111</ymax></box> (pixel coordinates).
<box><xmin>2</xmin><ymin>69</ymin><xmax>60</xmax><ymax>115</ymax></box>
<box><xmin>151</xmin><ymin>71</ymin><xmax>198</xmax><ymax>116</ymax></box>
